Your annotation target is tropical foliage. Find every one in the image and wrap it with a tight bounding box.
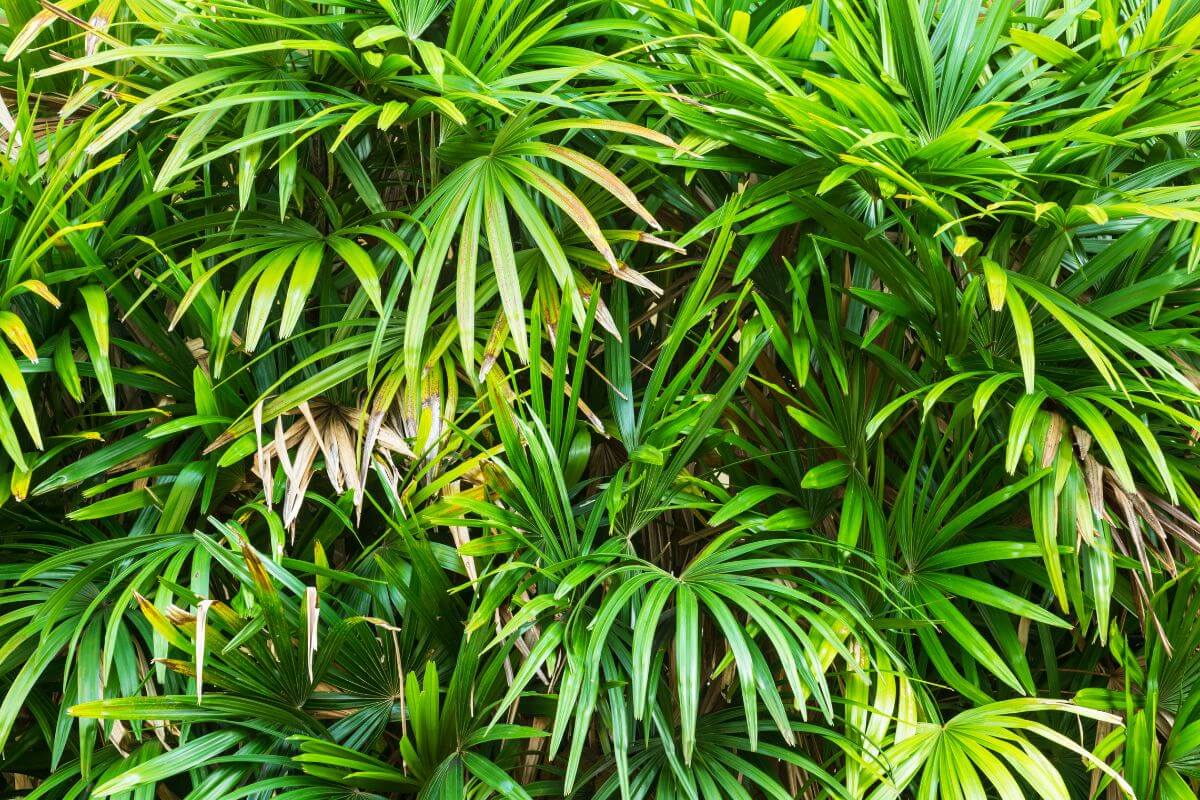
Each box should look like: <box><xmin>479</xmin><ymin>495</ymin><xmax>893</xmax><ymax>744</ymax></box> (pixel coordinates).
<box><xmin>1</xmin><ymin>0</ymin><xmax>1199</xmax><ymax>796</ymax></box>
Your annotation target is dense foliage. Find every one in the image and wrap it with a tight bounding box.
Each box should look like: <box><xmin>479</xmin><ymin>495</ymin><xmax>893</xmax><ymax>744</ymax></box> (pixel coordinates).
<box><xmin>1</xmin><ymin>0</ymin><xmax>1199</xmax><ymax>797</ymax></box>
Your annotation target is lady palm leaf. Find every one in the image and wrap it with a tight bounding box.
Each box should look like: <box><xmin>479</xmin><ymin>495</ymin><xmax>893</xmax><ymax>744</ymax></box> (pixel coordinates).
<box><xmin>3</xmin><ymin>0</ymin><xmax>1200</xmax><ymax>797</ymax></box>
<box><xmin>858</xmin><ymin>699</ymin><xmax>1132</xmax><ymax>800</ymax></box>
